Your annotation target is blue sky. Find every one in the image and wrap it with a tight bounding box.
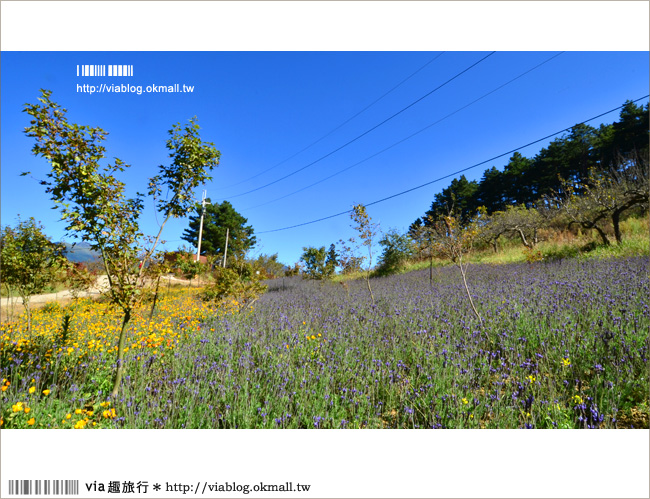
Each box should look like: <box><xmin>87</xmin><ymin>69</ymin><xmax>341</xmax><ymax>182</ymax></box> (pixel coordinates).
<box><xmin>1</xmin><ymin>50</ymin><xmax>648</xmax><ymax>265</ymax></box>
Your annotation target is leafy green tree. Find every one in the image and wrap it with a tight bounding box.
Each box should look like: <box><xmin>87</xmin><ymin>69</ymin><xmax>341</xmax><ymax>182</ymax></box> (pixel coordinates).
<box><xmin>24</xmin><ymin>89</ymin><xmax>220</xmax><ymax>398</ymax></box>
<box><xmin>251</xmin><ymin>253</ymin><xmax>286</xmax><ymax>279</ymax></box>
<box><xmin>598</xmin><ymin>101</ymin><xmax>650</xmax><ymax>167</ymax></box>
<box><xmin>409</xmin><ymin>217</ymin><xmax>439</xmax><ymax>287</ymax></box>
<box><xmin>182</xmin><ymin>199</ymin><xmax>256</xmax><ymax>260</ymax></box>
<box><xmin>284</xmin><ymin>262</ymin><xmax>302</xmax><ymax>277</ymax></box>
<box><xmin>487</xmin><ymin>204</ymin><xmax>547</xmax><ymax>249</ymax></box>
<box><xmin>300</xmin><ymin>246</ymin><xmax>330</xmax><ymax>280</ymax></box>
<box><xmin>325</xmin><ymin>244</ymin><xmax>339</xmax><ymax>276</ymax></box>
<box><xmin>474</xmin><ymin>166</ymin><xmax>507</xmax><ymax>214</ymax></box>
<box><xmin>176</xmin><ymin>248</ymin><xmax>204</xmax><ymax>284</ymax></box>
<box><xmin>502</xmin><ymin>152</ymin><xmax>535</xmax><ymax>206</ymax></box>
<box><xmin>201</xmin><ymin>262</ymin><xmax>267</xmax><ymax>312</ymax></box>
<box><xmin>376</xmin><ymin>229</ymin><xmax>414</xmax><ymax>276</ymax></box>
<box><xmin>425</xmin><ymin>175</ymin><xmax>479</xmax><ymax>224</ymax></box>
<box><xmin>0</xmin><ymin>217</ymin><xmax>66</xmax><ymax>333</ymax></box>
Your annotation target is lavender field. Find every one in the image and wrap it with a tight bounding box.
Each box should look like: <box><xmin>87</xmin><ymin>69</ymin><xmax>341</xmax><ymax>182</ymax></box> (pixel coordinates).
<box><xmin>125</xmin><ymin>256</ymin><xmax>649</xmax><ymax>429</ymax></box>
<box><xmin>3</xmin><ymin>257</ymin><xmax>648</xmax><ymax>429</ymax></box>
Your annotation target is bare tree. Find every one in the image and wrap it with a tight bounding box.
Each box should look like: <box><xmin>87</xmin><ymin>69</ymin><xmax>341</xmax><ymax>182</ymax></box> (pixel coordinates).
<box><xmin>339</xmin><ymin>204</ymin><xmax>380</xmax><ymax>305</ymax></box>
<box><xmin>554</xmin><ymin>153</ymin><xmax>649</xmax><ymax>245</ymax></box>
<box><xmin>429</xmin><ymin>214</ymin><xmax>485</xmax><ymax>332</ymax></box>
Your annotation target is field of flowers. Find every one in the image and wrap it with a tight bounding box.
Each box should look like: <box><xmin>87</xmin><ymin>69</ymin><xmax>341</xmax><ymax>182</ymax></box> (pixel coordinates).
<box><xmin>1</xmin><ymin>257</ymin><xmax>648</xmax><ymax>429</ymax></box>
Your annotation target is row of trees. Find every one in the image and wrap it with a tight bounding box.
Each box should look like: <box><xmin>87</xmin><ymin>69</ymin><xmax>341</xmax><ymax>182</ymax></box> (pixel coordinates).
<box><xmin>295</xmin><ymin>100</ymin><xmax>647</xmax><ymax>285</ymax></box>
<box><xmin>297</xmin><ymin>154</ymin><xmax>647</xmax><ymax>286</ymax></box>
<box><xmin>419</xmin><ymin>100</ymin><xmax>648</xmax><ymax>224</ymax></box>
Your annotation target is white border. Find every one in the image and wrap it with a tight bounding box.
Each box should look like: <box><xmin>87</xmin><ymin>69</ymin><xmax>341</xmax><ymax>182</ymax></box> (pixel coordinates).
<box><xmin>2</xmin><ymin>2</ymin><xmax>649</xmax><ymax>499</ymax></box>
<box><xmin>1</xmin><ymin>1</ymin><xmax>649</xmax><ymax>51</ymax></box>
<box><xmin>2</xmin><ymin>429</ymin><xmax>649</xmax><ymax>498</ymax></box>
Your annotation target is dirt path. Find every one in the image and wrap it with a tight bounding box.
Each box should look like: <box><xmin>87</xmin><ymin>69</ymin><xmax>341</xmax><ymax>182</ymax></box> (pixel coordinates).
<box><xmin>0</xmin><ymin>275</ymin><xmax>194</xmax><ymax>321</ymax></box>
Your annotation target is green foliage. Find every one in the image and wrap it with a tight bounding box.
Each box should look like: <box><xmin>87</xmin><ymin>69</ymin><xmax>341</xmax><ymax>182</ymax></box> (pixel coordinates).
<box><xmin>284</xmin><ymin>262</ymin><xmax>302</xmax><ymax>277</ymax></box>
<box><xmin>0</xmin><ymin>217</ymin><xmax>66</xmax><ymax>332</ymax></box>
<box><xmin>181</xmin><ymin>199</ymin><xmax>255</xmax><ymax>259</ymax></box>
<box><xmin>175</xmin><ymin>250</ymin><xmax>204</xmax><ymax>281</ymax></box>
<box><xmin>426</xmin><ymin>175</ymin><xmax>480</xmax><ymax>224</ymax></box>
<box><xmin>376</xmin><ymin>229</ymin><xmax>414</xmax><ymax>276</ymax></box>
<box><xmin>412</xmin><ymin>99</ymin><xmax>649</xmax><ymax>233</ymax></box>
<box><xmin>250</xmin><ymin>253</ymin><xmax>286</xmax><ymax>279</ymax></box>
<box><xmin>300</xmin><ymin>246</ymin><xmax>336</xmax><ymax>280</ymax></box>
<box><xmin>201</xmin><ymin>262</ymin><xmax>267</xmax><ymax>311</ymax></box>
<box><xmin>483</xmin><ymin>204</ymin><xmax>547</xmax><ymax>249</ymax></box>
<box><xmin>23</xmin><ymin>89</ymin><xmax>220</xmax><ymax>397</ymax></box>
<box><xmin>148</xmin><ymin>119</ymin><xmax>221</xmax><ymax>218</ymax></box>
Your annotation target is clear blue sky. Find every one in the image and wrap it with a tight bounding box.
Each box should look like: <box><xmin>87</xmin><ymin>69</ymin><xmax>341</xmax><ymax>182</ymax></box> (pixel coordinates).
<box><xmin>1</xmin><ymin>51</ymin><xmax>648</xmax><ymax>265</ymax></box>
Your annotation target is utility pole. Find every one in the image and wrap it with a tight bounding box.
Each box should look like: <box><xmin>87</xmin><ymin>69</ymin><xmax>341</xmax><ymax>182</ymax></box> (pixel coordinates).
<box><xmin>222</xmin><ymin>227</ymin><xmax>229</xmax><ymax>268</ymax></box>
<box><xmin>196</xmin><ymin>190</ymin><xmax>210</xmax><ymax>262</ymax></box>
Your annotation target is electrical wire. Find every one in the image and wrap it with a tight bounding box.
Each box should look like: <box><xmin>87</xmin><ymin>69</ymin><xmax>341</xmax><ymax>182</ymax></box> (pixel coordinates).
<box><xmin>256</xmin><ymin>95</ymin><xmax>650</xmax><ymax>234</ymax></box>
<box><xmin>244</xmin><ymin>52</ymin><xmax>565</xmax><ymax>212</ymax></box>
<box><xmin>221</xmin><ymin>52</ymin><xmax>445</xmax><ymax>190</ymax></box>
<box><xmin>221</xmin><ymin>52</ymin><xmax>496</xmax><ymax>200</ymax></box>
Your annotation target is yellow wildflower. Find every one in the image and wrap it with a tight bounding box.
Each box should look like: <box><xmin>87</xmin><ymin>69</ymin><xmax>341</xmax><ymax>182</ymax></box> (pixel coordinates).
<box><xmin>462</xmin><ymin>398</ymin><xmax>469</xmax><ymax>405</ymax></box>
<box><xmin>42</xmin><ymin>390</ymin><xmax>50</xmax><ymax>396</ymax></box>
<box><xmin>28</xmin><ymin>386</ymin><xmax>36</xmax><ymax>394</ymax></box>
<box><xmin>27</xmin><ymin>418</ymin><xmax>35</xmax><ymax>426</ymax></box>
<box><xmin>12</xmin><ymin>402</ymin><xmax>24</xmax><ymax>412</ymax></box>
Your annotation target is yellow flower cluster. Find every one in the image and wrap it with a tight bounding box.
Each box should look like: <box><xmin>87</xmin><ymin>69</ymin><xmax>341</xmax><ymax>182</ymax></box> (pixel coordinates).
<box><xmin>0</xmin><ymin>290</ymin><xmax>229</xmax><ymax>374</ymax></box>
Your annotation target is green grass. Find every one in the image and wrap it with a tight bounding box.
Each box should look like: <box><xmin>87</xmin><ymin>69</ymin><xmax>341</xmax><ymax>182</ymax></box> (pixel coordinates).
<box><xmin>392</xmin><ymin>214</ymin><xmax>650</xmax><ymax>273</ymax></box>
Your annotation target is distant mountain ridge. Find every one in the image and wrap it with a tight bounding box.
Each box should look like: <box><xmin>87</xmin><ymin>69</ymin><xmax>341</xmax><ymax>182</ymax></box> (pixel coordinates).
<box><xmin>61</xmin><ymin>242</ymin><xmax>101</xmax><ymax>263</ymax></box>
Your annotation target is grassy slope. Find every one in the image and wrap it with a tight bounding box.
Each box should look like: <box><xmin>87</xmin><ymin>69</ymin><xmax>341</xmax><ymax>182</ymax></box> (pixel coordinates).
<box><xmin>334</xmin><ymin>215</ymin><xmax>649</xmax><ymax>282</ymax></box>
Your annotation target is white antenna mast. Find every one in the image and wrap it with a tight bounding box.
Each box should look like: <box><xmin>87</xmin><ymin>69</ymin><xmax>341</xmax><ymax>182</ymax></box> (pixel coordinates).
<box><xmin>196</xmin><ymin>189</ymin><xmax>210</xmax><ymax>262</ymax></box>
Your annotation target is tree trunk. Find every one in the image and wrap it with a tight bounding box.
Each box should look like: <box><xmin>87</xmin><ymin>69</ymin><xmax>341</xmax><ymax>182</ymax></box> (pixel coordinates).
<box><xmin>591</xmin><ymin>225</ymin><xmax>611</xmax><ymax>246</ymax></box>
<box><xmin>611</xmin><ymin>210</ymin><xmax>623</xmax><ymax>244</ymax></box>
<box><xmin>21</xmin><ymin>295</ymin><xmax>32</xmax><ymax>335</ymax></box>
<box><xmin>150</xmin><ymin>275</ymin><xmax>161</xmax><ymax>319</ymax></box>
<box><xmin>516</xmin><ymin>228</ymin><xmax>531</xmax><ymax>249</ymax></box>
<box><xmin>365</xmin><ymin>272</ymin><xmax>375</xmax><ymax>306</ymax></box>
<box><xmin>457</xmin><ymin>260</ymin><xmax>487</xmax><ymax>340</ymax></box>
<box><xmin>111</xmin><ymin>308</ymin><xmax>132</xmax><ymax>399</ymax></box>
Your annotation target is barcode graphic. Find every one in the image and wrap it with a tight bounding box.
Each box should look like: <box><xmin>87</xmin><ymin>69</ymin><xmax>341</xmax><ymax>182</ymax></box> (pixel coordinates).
<box><xmin>77</xmin><ymin>65</ymin><xmax>133</xmax><ymax>77</ymax></box>
<box><xmin>8</xmin><ymin>480</ymin><xmax>79</xmax><ymax>496</ymax></box>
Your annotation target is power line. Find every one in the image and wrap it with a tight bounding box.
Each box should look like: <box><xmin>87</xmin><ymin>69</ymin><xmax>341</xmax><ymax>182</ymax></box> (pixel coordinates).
<box><xmin>244</xmin><ymin>52</ymin><xmax>564</xmax><ymax>212</ymax></box>
<box><xmin>257</xmin><ymin>95</ymin><xmax>649</xmax><ymax>234</ymax></box>
<box><xmin>222</xmin><ymin>52</ymin><xmax>496</xmax><ymax>200</ymax></box>
<box><xmin>221</xmin><ymin>52</ymin><xmax>445</xmax><ymax>190</ymax></box>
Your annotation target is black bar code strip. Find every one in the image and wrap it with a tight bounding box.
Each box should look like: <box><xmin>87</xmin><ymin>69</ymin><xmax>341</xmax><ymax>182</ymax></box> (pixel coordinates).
<box><xmin>8</xmin><ymin>480</ymin><xmax>78</xmax><ymax>496</ymax></box>
<box><xmin>77</xmin><ymin>64</ymin><xmax>133</xmax><ymax>77</ymax></box>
